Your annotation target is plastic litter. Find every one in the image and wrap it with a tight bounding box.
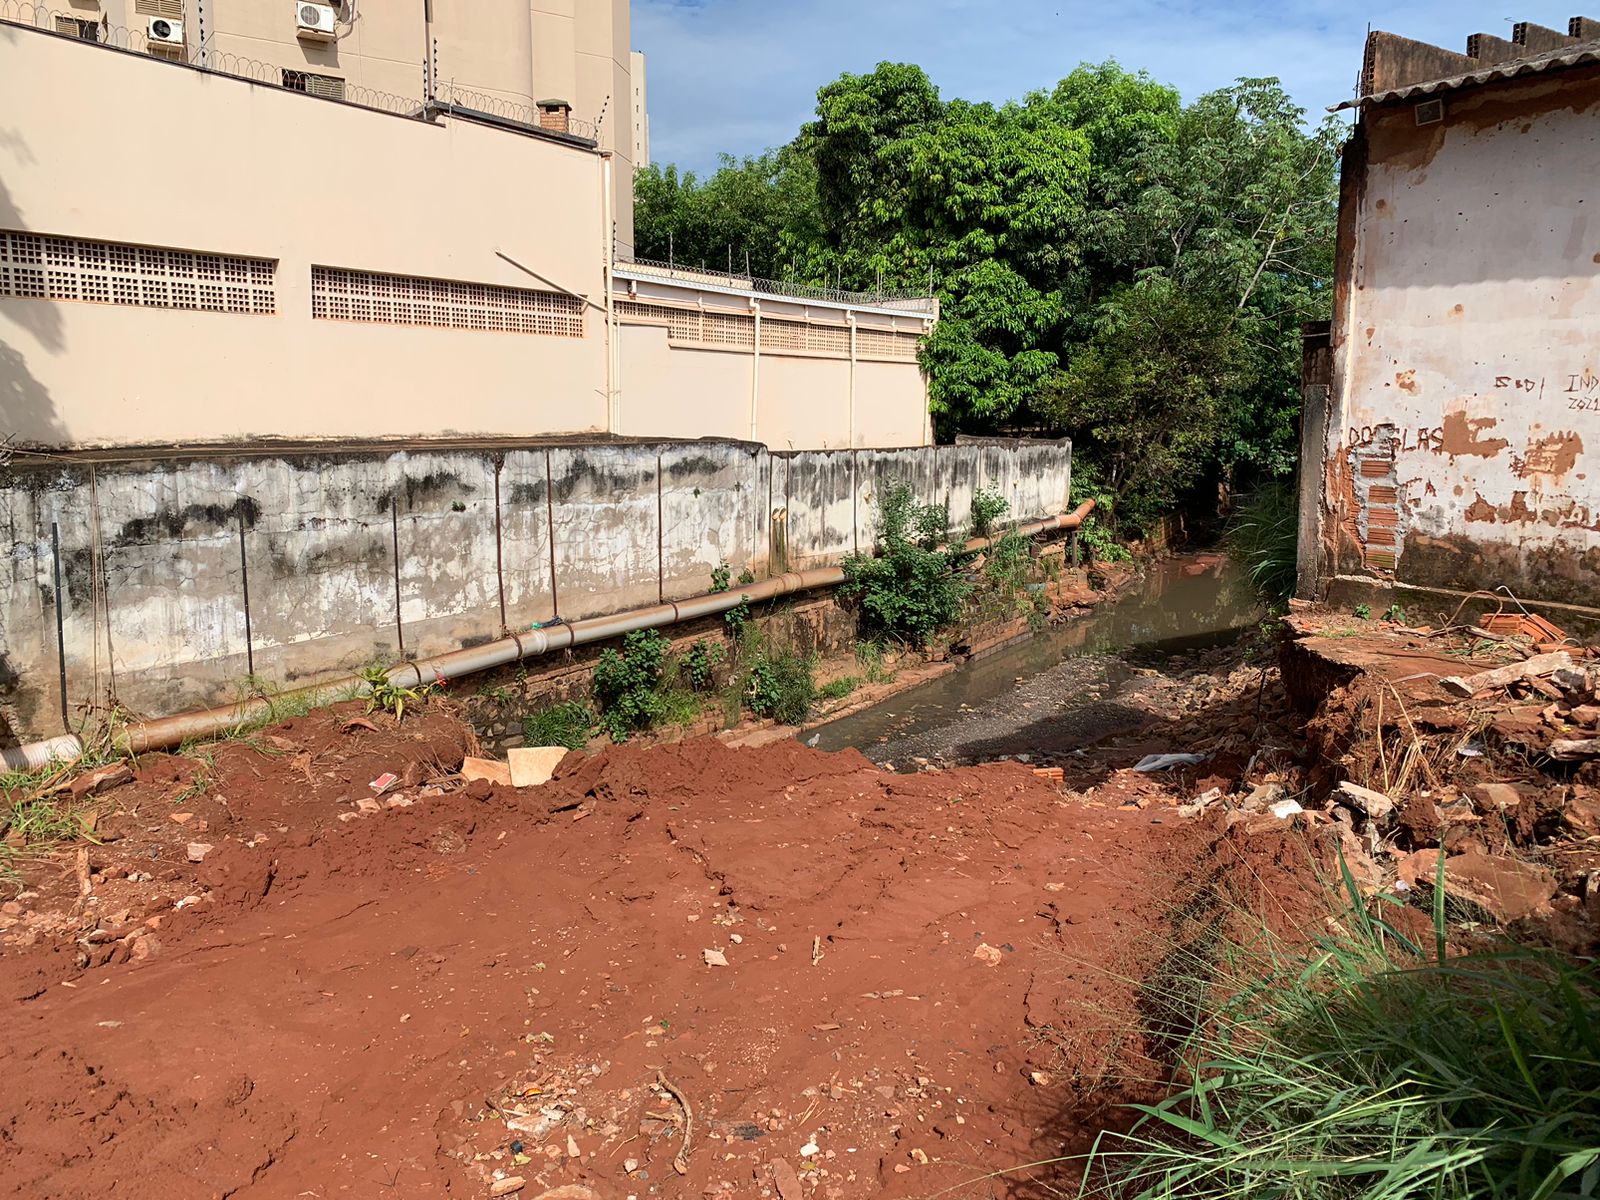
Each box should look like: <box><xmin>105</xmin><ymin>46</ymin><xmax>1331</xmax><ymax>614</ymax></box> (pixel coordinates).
<box><xmin>1134</xmin><ymin>753</ymin><xmax>1206</xmax><ymax>772</ymax></box>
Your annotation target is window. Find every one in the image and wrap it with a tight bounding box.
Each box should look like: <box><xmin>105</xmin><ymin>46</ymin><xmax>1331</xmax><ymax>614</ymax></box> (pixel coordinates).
<box><xmin>135</xmin><ymin>0</ymin><xmax>184</xmax><ymax>16</ymax></box>
<box><xmin>54</xmin><ymin>15</ymin><xmax>101</xmax><ymax>41</ymax></box>
<box><xmin>0</xmin><ymin>230</ymin><xmax>276</xmax><ymax>315</ymax></box>
<box><xmin>282</xmin><ymin>70</ymin><xmax>347</xmax><ymax>101</ymax></box>
<box><xmin>310</xmin><ymin>267</ymin><xmax>584</xmax><ymax>337</ymax></box>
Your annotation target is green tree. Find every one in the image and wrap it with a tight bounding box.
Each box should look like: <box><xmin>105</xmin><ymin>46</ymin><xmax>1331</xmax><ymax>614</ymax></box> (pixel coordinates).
<box><xmin>634</xmin><ymin>62</ymin><xmax>1340</xmax><ymax>533</ymax></box>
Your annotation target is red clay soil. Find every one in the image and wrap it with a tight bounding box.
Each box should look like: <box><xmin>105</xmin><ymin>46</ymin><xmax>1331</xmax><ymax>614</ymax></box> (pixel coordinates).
<box><xmin>0</xmin><ymin>708</ymin><xmax>1283</xmax><ymax>1200</ymax></box>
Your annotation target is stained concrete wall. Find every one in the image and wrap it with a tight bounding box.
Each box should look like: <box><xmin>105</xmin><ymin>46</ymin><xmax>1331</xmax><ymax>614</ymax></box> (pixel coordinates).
<box><xmin>0</xmin><ymin>438</ymin><xmax>1070</xmax><ymax>744</ymax></box>
<box><xmin>1312</xmin><ymin>65</ymin><xmax>1600</xmax><ymax>610</ymax></box>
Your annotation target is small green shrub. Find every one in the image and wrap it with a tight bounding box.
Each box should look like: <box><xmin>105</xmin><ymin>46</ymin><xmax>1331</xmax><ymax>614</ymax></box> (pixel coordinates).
<box><xmin>747</xmin><ymin>648</ymin><xmax>817</xmax><ymax>725</ymax></box>
<box><xmin>1078</xmin><ymin>515</ymin><xmax>1131</xmax><ymax>563</ymax></box>
<box><xmin>819</xmin><ymin>676</ymin><xmax>859</xmax><ymax>702</ymax></box>
<box><xmin>592</xmin><ymin>629</ymin><xmax>669</xmax><ymax>741</ymax></box>
<box><xmin>1027</xmin><ymin>587</ymin><xmax>1050</xmax><ymax>630</ymax></box>
<box><xmin>360</xmin><ymin>664</ymin><xmax>433</xmax><ymax>722</ymax></box>
<box><xmin>737</xmin><ymin>567</ymin><xmax>756</xmax><ymax>586</ymax></box>
<box><xmin>709</xmin><ymin>562</ymin><xmax>732</xmax><ymax>593</ymax></box>
<box><xmin>1355</xmin><ymin>602</ymin><xmax>1373</xmax><ymax>619</ymax></box>
<box><xmin>1386</xmin><ymin>603</ymin><xmax>1407</xmax><ymax>623</ymax></box>
<box><xmin>856</xmin><ymin>641</ymin><xmax>893</xmax><ymax>684</ymax></box>
<box><xmin>654</xmin><ymin>653</ymin><xmax>706</xmax><ymax>728</ymax></box>
<box><xmin>1224</xmin><ymin>481</ymin><xmax>1299</xmax><ymax>602</ymax></box>
<box><xmin>724</xmin><ymin>594</ymin><xmax>753</xmax><ymax>641</ymax></box>
<box><xmin>522</xmin><ymin>701</ymin><xmax>595</xmax><ymax>750</ymax></box>
<box><xmin>684</xmin><ymin>639</ymin><xmax>726</xmax><ymax>691</ymax></box>
<box><xmin>841</xmin><ymin>481</ymin><xmax>969</xmax><ymax>645</ymax></box>
<box><xmin>970</xmin><ymin>484</ymin><xmax>1010</xmax><ymax>539</ymax></box>
<box><xmin>985</xmin><ymin>528</ymin><xmax>1031</xmax><ymax>594</ymax></box>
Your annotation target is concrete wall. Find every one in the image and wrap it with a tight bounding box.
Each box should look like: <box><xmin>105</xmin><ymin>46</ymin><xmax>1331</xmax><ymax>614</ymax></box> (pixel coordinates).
<box><xmin>0</xmin><ymin>438</ymin><xmax>1071</xmax><ymax>744</ymax></box>
<box><xmin>0</xmin><ymin>24</ymin><xmax>612</xmax><ymax>449</ymax></box>
<box><xmin>613</xmin><ymin>268</ymin><xmax>936</xmax><ymax>450</ymax></box>
<box><xmin>1311</xmin><ymin>65</ymin><xmax>1600</xmax><ymax>610</ymax></box>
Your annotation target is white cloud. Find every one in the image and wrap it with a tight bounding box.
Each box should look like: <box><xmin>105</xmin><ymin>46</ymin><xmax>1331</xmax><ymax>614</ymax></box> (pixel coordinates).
<box><xmin>633</xmin><ymin>0</ymin><xmax>1557</xmax><ymax>170</ymax></box>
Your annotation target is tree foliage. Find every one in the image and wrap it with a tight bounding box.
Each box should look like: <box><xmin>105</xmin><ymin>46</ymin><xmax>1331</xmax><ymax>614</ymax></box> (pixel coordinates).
<box><xmin>839</xmin><ymin>482</ymin><xmax>968</xmax><ymax>645</ymax></box>
<box><xmin>634</xmin><ymin>61</ymin><xmax>1341</xmax><ymax>533</ymax></box>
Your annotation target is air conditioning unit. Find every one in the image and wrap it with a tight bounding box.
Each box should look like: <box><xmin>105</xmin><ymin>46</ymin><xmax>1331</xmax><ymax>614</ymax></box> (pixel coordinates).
<box><xmin>147</xmin><ymin>16</ymin><xmax>183</xmax><ymax>48</ymax></box>
<box><xmin>296</xmin><ymin>2</ymin><xmax>336</xmax><ymax>41</ymax></box>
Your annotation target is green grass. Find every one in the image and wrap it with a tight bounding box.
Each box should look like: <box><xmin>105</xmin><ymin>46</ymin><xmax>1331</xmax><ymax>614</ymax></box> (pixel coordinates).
<box><xmin>1224</xmin><ymin>481</ymin><xmax>1299</xmax><ymax>603</ymax></box>
<box><xmin>746</xmin><ymin>647</ymin><xmax>817</xmax><ymax>725</ymax></box>
<box><xmin>1075</xmin><ymin>858</ymin><xmax>1600</xmax><ymax>1200</ymax></box>
<box><xmin>522</xmin><ymin>701</ymin><xmax>596</xmax><ymax>751</ymax></box>
<box><xmin>0</xmin><ymin>740</ymin><xmax>128</xmax><ymax>885</ymax></box>
<box><xmin>855</xmin><ymin>641</ymin><xmax>895</xmax><ymax>685</ymax></box>
<box><xmin>819</xmin><ymin>676</ymin><xmax>860</xmax><ymax>702</ymax></box>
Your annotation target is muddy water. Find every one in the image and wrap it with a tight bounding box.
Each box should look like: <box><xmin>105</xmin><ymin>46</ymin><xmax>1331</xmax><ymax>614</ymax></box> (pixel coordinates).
<box><xmin>812</xmin><ymin>554</ymin><xmax>1263</xmax><ymax>765</ymax></box>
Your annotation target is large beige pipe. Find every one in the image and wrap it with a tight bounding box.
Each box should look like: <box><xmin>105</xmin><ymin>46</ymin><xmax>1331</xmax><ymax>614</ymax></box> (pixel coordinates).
<box><xmin>3</xmin><ymin>502</ymin><xmax>1094</xmax><ymax>768</ymax></box>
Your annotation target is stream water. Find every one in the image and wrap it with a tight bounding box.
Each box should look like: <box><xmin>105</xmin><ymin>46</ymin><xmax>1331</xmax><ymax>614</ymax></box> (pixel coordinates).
<box><xmin>811</xmin><ymin>554</ymin><xmax>1265</xmax><ymax>765</ymax></box>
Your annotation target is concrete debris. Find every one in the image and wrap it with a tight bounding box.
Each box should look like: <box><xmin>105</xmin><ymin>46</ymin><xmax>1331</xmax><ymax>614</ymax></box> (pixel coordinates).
<box><xmin>972</xmin><ymin>943</ymin><xmax>1004</xmax><ymax>966</ymax></box>
<box><xmin>68</xmin><ymin>763</ymin><xmax>134</xmax><ymax>800</ymax></box>
<box><xmin>185</xmin><ymin>843</ymin><xmax>214</xmax><ymax>863</ymax></box>
<box><xmin>1397</xmin><ymin>849</ymin><xmax>1556</xmax><ymax>923</ymax></box>
<box><xmin>1333</xmin><ymin>781</ymin><xmax>1395</xmax><ymax>821</ymax></box>
<box><xmin>1548</xmin><ymin>738</ymin><xmax>1600</xmax><ymax>761</ymax></box>
<box><xmin>1238</xmin><ymin>782</ymin><xmax>1286</xmax><ymax>812</ymax></box>
<box><xmin>1268</xmin><ymin>799</ymin><xmax>1305</xmax><ymax>820</ymax></box>
<box><xmin>702</xmin><ymin>948</ymin><xmax>729</xmax><ymax>967</ymax></box>
<box><xmin>508</xmin><ymin>747</ymin><xmax>568</xmax><ymax>789</ymax></box>
<box><xmin>1440</xmin><ymin>651</ymin><xmax>1573</xmax><ymax>698</ymax></box>
<box><xmin>461</xmin><ymin>758</ymin><xmax>513</xmax><ymax>787</ymax></box>
<box><xmin>488</xmin><ymin>1178</ymin><xmax>526</xmax><ymax>1197</ymax></box>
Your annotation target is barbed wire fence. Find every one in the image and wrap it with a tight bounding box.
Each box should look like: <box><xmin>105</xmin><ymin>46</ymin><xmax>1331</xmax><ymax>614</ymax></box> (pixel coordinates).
<box><xmin>431</xmin><ymin>82</ymin><xmax>598</xmax><ymax>139</ymax></box>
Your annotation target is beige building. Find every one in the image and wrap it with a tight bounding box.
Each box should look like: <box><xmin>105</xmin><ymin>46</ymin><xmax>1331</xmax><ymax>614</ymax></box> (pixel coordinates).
<box><xmin>630</xmin><ymin>48</ymin><xmax>649</xmax><ymax>168</ymax></box>
<box><xmin>0</xmin><ymin>11</ymin><xmax>935</xmax><ymax>453</ymax></box>
<box><xmin>53</xmin><ymin>0</ymin><xmax>638</xmax><ymax>249</ymax></box>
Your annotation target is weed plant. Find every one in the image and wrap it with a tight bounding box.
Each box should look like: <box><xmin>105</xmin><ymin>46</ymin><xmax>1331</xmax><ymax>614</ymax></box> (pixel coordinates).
<box><xmin>841</xmin><ymin>480</ymin><xmax>969</xmax><ymax>645</ymax></box>
<box><xmin>1077</xmin><ymin>858</ymin><xmax>1600</xmax><ymax>1200</ymax></box>
<box><xmin>1224</xmin><ymin>482</ymin><xmax>1299</xmax><ymax>603</ymax></box>
<box><xmin>522</xmin><ymin>701</ymin><xmax>596</xmax><ymax>750</ymax></box>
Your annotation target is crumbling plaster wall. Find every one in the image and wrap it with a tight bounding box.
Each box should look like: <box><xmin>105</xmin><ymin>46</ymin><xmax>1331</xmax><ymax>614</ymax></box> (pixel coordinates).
<box><xmin>1322</xmin><ymin>66</ymin><xmax>1600</xmax><ymax>607</ymax></box>
<box><xmin>0</xmin><ymin>438</ymin><xmax>1071</xmax><ymax>743</ymax></box>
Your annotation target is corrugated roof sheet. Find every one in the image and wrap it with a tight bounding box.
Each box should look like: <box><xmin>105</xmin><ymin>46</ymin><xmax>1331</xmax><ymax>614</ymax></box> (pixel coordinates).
<box><xmin>1332</xmin><ymin>38</ymin><xmax>1600</xmax><ymax>110</ymax></box>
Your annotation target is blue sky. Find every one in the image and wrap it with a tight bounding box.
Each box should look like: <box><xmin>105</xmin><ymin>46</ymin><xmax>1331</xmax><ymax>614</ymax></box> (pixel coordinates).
<box><xmin>633</xmin><ymin>0</ymin><xmax>1570</xmax><ymax>172</ymax></box>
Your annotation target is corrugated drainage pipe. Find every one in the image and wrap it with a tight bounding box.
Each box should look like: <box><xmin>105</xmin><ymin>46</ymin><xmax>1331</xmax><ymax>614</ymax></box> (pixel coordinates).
<box><xmin>2</xmin><ymin>501</ymin><xmax>1095</xmax><ymax>770</ymax></box>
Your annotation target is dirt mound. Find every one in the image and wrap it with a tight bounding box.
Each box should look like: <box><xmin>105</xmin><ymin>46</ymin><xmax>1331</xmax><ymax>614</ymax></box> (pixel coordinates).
<box><xmin>0</xmin><ymin>710</ymin><xmax>1261</xmax><ymax>1199</ymax></box>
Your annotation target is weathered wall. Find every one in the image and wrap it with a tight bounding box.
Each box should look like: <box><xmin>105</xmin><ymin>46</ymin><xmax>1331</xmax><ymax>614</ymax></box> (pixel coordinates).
<box><xmin>1315</xmin><ymin>66</ymin><xmax>1600</xmax><ymax>608</ymax></box>
<box><xmin>0</xmin><ymin>437</ymin><xmax>1070</xmax><ymax>744</ymax></box>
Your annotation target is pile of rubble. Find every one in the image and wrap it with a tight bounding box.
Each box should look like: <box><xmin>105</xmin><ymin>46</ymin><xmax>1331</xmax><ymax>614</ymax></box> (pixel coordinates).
<box><xmin>1261</xmin><ymin>610</ymin><xmax>1600</xmax><ymax>948</ymax></box>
